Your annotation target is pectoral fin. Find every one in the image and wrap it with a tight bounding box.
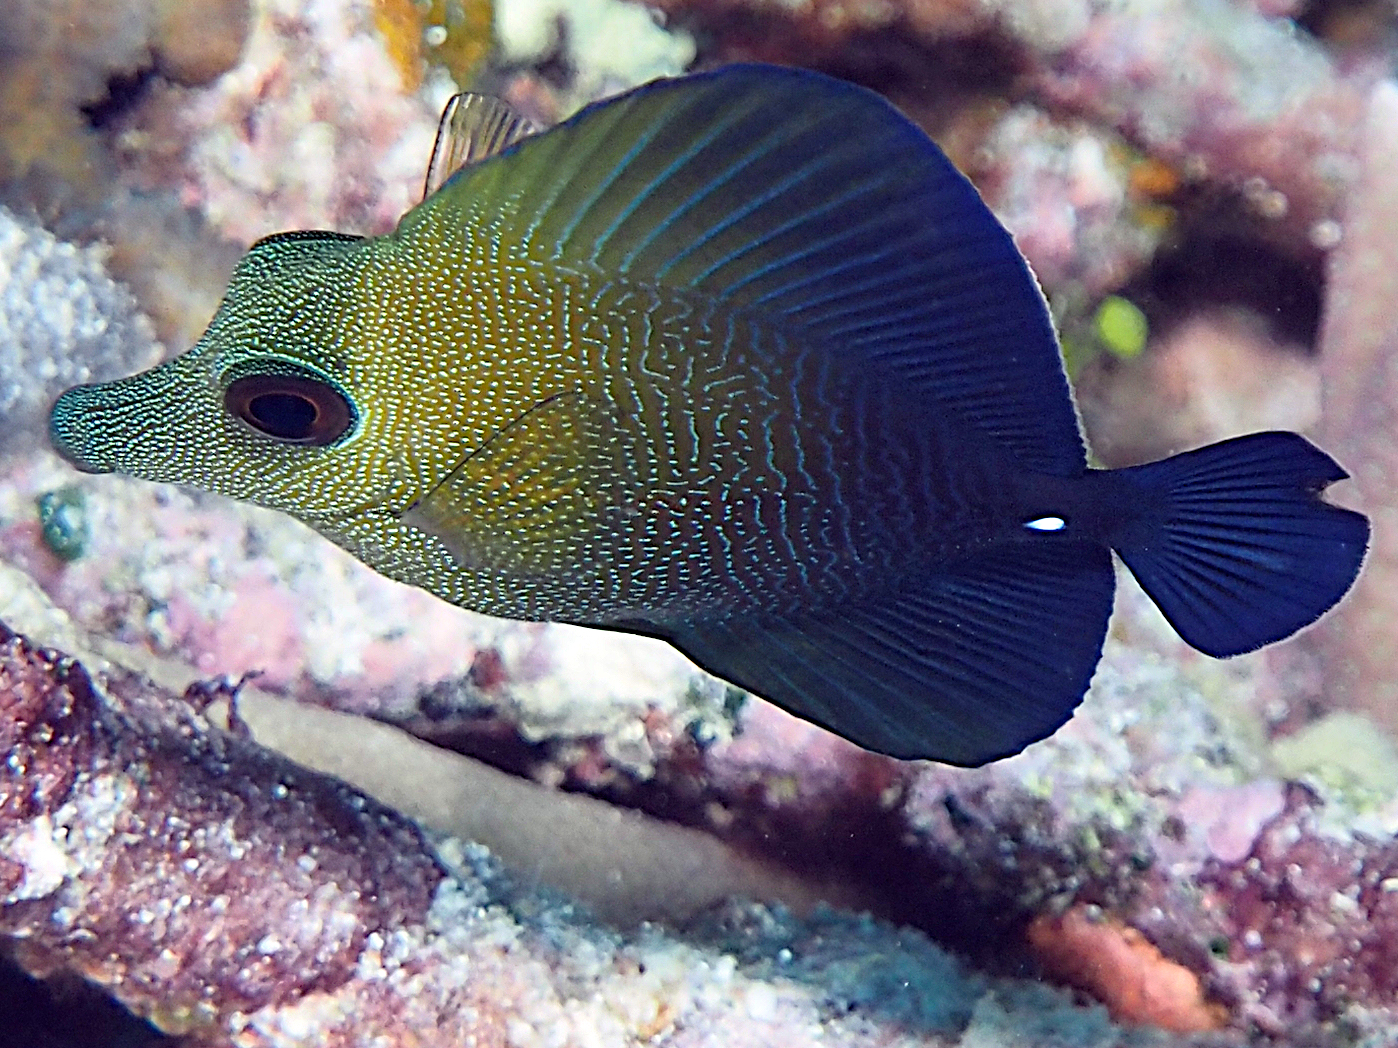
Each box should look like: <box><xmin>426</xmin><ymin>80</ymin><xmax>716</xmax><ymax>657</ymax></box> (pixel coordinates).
<box><xmin>400</xmin><ymin>391</ymin><xmax>615</xmax><ymax>580</ymax></box>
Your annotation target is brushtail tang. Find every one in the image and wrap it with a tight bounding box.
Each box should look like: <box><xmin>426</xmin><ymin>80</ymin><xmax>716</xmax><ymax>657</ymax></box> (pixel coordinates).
<box><xmin>49</xmin><ymin>65</ymin><xmax>1369</xmax><ymax>765</ymax></box>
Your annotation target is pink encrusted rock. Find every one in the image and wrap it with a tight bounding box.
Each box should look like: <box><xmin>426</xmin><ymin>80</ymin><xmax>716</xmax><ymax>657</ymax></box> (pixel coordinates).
<box><xmin>969</xmin><ymin>105</ymin><xmax>1166</xmax><ymax>298</ymax></box>
<box><xmin>164</xmin><ymin>566</ymin><xmax>305</xmax><ymax>689</ymax></box>
<box><xmin>0</xmin><ymin>621</ymin><xmax>447</xmax><ymax>1036</ymax></box>
<box><xmin>1030</xmin><ymin>0</ymin><xmax>1370</xmax><ymax>249</ymax></box>
<box><xmin>1303</xmin><ymin>80</ymin><xmax>1398</xmax><ymax>735</ymax></box>
<box><xmin>1199</xmin><ymin>784</ymin><xmax>1398</xmax><ymax>1033</ymax></box>
<box><xmin>1171</xmin><ymin>779</ymin><xmax>1287</xmax><ymax>866</ymax></box>
<box><xmin>119</xmin><ymin>0</ymin><xmax>443</xmax><ymax>244</ymax></box>
<box><xmin>1077</xmin><ymin>310</ymin><xmax>1321</xmax><ymax>469</ymax></box>
<box><xmin>0</xmin><ymin>619</ymin><xmax>1012</xmax><ymax>1048</ymax></box>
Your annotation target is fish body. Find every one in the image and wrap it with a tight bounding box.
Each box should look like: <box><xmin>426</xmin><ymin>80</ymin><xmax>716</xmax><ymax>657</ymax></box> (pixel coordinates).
<box><xmin>50</xmin><ymin>65</ymin><xmax>1369</xmax><ymax>765</ymax></box>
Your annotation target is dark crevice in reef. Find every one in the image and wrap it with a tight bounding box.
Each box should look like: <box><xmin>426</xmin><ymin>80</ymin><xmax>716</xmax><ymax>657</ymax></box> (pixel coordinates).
<box><xmin>1118</xmin><ymin>203</ymin><xmax>1327</xmax><ymax>351</ymax></box>
<box><xmin>81</xmin><ymin>67</ymin><xmax>158</xmax><ymax>131</ymax></box>
<box><xmin>600</xmin><ymin>755</ymin><xmax>1112</xmax><ymax>977</ymax></box>
<box><xmin>0</xmin><ymin>949</ymin><xmax>169</xmax><ymax>1048</ymax></box>
<box><xmin>400</xmin><ymin>715</ymin><xmax>1097</xmax><ymax>977</ymax></box>
<box><xmin>799</xmin><ymin>30</ymin><xmax>1024</xmax><ymax>117</ymax></box>
<box><xmin>672</xmin><ymin>6</ymin><xmax>1026</xmax><ymax>127</ymax></box>
<box><xmin>80</xmin><ymin>67</ymin><xmax>157</xmax><ymax>132</ymax></box>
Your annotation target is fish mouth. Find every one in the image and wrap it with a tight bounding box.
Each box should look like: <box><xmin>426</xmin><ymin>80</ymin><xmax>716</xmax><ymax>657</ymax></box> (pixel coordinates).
<box><xmin>50</xmin><ymin>386</ymin><xmax>117</xmax><ymax>474</ymax></box>
<box><xmin>50</xmin><ymin>357</ymin><xmax>207</xmax><ymax>476</ymax></box>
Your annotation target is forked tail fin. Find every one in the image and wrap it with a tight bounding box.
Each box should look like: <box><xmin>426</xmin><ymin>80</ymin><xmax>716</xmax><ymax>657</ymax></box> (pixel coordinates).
<box><xmin>1111</xmin><ymin>432</ymin><xmax>1368</xmax><ymax>657</ymax></box>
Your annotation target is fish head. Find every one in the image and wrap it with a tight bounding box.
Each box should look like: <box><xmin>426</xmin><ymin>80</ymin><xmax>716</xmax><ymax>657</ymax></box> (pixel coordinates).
<box><xmin>49</xmin><ymin>230</ymin><xmax>423</xmax><ymax>529</ymax></box>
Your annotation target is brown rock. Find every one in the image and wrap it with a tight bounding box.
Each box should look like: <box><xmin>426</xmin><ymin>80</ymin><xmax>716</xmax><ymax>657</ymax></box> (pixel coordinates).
<box><xmin>154</xmin><ymin>0</ymin><xmax>252</xmax><ymax>86</ymax></box>
<box><xmin>0</xmin><ymin>622</ymin><xmax>445</xmax><ymax>1037</ymax></box>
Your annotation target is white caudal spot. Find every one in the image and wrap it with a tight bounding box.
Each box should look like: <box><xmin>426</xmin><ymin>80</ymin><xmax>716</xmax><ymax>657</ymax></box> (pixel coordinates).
<box><xmin>1024</xmin><ymin>516</ymin><xmax>1066</xmax><ymax>532</ymax></box>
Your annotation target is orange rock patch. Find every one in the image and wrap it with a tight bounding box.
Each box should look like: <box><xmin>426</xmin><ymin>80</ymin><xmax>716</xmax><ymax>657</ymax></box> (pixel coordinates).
<box><xmin>1027</xmin><ymin>907</ymin><xmax>1227</xmax><ymax>1033</ymax></box>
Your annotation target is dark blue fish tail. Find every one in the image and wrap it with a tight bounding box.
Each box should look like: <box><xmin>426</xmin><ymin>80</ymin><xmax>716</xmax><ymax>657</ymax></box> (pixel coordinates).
<box><xmin>1107</xmin><ymin>432</ymin><xmax>1369</xmax><ymax>658</ymax></box>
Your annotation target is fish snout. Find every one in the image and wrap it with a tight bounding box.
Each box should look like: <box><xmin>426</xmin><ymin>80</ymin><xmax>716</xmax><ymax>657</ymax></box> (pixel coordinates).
<box><xmin>49</xmin><ymin>385</ymin><xmax>116</xmax><ymax>474</ymax></box>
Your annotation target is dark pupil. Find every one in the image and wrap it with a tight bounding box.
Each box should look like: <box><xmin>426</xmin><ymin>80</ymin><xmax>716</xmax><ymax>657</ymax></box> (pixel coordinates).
<box><xmin>248</xmin><ymin>392</ymin><xmax>318</xmax><ymax>439</ymax></box>
<box><xmin>224</xmin><ymin>372</ymin><xmax>353</xmax><ymax>446</ymax></box>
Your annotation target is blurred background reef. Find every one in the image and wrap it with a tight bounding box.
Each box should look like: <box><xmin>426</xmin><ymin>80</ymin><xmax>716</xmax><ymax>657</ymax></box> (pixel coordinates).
<box><xmin>4</xmin><ymin>0</ymin><xmax>1398</xmax><ymax>1046</ymax></box>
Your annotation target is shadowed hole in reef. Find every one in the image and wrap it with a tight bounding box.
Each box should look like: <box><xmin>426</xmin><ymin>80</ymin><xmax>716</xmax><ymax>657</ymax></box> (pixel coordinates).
<box><xmin>1116</xmin><ymin>204</ymin><xmax>1326</xmax><ymax>350</ymax></box>
<box><xmin>1071</xmin><ymin>199</ymin><xmax>1327</xmax><ymax>465</ymax></box>
<box><xmin>81</xmin><ymin>68</ymin><xmax>157</xmax><ymax>130</ymax></box>
<box><xmin>797</xmin><ymin>30</ymin><xmax>1024</xmax><ymax>118</ymax></box>
<box><xmin>0</xmin><ymin>949</ymin><xmax>170</xmax><ymax>1048</ymax></box>
<box><xmin>669</xmin><ymin>4</ymin><xmax>1025</xmax><ymax>127</ymax></box>
<box><xmin>616</xmin><ymin>760</ymin><xmax>1135</xmax><ymax>978</ymax></box>
<box><xmin>400</xmin><ymin>714</ymin><xmax>1115</xmax><ymax>977</ymax></box>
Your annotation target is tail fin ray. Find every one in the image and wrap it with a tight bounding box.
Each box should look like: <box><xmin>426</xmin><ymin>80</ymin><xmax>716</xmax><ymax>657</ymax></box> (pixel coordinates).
<box><xmin>1113</xmin><ymin>432</ymin><xmax>1368</xmax><ymax>657</ymax></box>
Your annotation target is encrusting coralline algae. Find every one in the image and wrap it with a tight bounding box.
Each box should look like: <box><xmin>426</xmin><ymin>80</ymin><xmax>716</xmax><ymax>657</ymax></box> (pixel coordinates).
<box><xmin>0</xmin><ymin>208</ymin><xmax>160</xmax><ymax>445</ymax></box>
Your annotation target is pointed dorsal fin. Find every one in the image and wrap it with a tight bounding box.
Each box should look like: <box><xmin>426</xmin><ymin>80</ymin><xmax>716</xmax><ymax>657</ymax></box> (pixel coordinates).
<box><xmin>423</xmin><ymin>92</ymin><xmax>539</xmax><ymax>200</ymax></box>
<box><xmin>431</xmin><ymin>65</ymin><xmax>1087</xmax><ymax>476</ymax></box>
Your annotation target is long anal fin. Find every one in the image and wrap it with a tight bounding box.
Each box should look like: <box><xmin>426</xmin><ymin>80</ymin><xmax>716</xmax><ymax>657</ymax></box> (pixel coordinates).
<box><xmin>664</xmin><ymin>543</ymin><xmax>1115</xmax><ymax>765</ymax></box>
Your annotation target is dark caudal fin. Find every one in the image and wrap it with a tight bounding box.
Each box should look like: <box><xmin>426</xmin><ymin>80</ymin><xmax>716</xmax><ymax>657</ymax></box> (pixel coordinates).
<box><xmin>666</xmin><ymin>543</ymin><xmax>1116</xmax><ymax>766</ymax></box>
<box><xmin>1110</xmin><ymin>431</ymin><xmax>1369</xmax><ymax>658</ymax></box>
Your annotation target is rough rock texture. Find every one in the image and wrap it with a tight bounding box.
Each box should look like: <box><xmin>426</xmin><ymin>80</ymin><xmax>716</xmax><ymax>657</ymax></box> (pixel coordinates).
<box><xmin>0</xmin><ymin>207</ymin><xmax>162</xmax><ymax>446</ymax></box>
<box><xmin>1304</xmin><ymin>81</ymin><xmax>1398</xmax><ymax>736</ymax></box>
<box><xmin>0</xmin><ymin>623</ymin><xmax>447</xmax><ymax>1040</ymax></box>
<box><xmin>8</xmin><ymin>581</ymin><xmax>1398</xmax><ymax>1045</ymax></box>
<box><xmin>0</xmin><ymin>0</ymin><xmax>250</xmax><ymax>210</ymax></box>
<box><xmin>651</xmin><ymin>0</ymin><xmax>1373</xmax><ymax>258</ymax></box>
<box><xmin>0</xmin><ymin>617</ymin><xmax>1157</xmax><ymax>1048</ymax></box>
<box><xmin>1199</xmin><ymin>785</ymin><xmax>1398</xmax><ymax>1035</ymax></box>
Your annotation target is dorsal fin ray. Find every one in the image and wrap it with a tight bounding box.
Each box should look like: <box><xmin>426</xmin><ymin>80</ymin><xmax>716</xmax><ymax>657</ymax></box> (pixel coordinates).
<box><xmin>423</xmin><ymin>92</ymin><xmax>539</xmax><ymax>200</ymax></box>
<box><xmin>434</xmin><ymin>64</ymin><xmax>1085</xmax><ymax>475</ymax></box>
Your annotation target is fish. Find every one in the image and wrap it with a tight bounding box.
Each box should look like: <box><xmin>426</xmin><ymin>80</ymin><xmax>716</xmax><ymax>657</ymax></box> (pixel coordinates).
<box><xmin>48</xmin><ymin>64</ymin><xmax>1369</xmax><ymax>766</ymax></box>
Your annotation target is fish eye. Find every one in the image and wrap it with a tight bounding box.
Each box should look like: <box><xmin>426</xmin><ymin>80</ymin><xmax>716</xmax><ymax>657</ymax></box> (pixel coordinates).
<box><xmin>223</xmin><ymin>372</ymin><xmax>354</xmax><ymax>446</ymax></box>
